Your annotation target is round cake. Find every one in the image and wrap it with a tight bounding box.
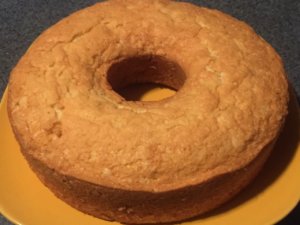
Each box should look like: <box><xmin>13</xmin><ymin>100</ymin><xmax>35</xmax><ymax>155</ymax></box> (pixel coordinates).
<box><xmin>7</xmin><ymin>0</ymin><xmax>289</xmax><ymax>224</ymax></box>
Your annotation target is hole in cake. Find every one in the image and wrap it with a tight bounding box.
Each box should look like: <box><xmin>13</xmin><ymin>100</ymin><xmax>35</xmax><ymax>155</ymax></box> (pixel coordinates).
<box><xmin>107</xmin><ymin>55</ymin><xmax>186</xmax><ymax>101</ymax></box>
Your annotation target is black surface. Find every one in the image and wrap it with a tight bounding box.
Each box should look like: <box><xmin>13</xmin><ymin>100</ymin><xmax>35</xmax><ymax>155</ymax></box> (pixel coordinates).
<box><xmin>0</xmin><ymin>0</ymin><xmax>299</xmax><ymax>225</ymax></box>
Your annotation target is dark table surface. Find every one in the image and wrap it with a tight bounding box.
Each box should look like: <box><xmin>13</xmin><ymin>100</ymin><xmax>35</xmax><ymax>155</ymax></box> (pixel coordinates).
<box><xmin>0</xmin><ymin>0</ymin><xmax>299</xmax><ymax>224</ymax></box>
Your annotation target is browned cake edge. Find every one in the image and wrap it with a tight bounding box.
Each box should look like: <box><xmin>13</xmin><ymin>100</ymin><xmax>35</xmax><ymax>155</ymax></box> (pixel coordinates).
<box><xmin>19</xmin><ymin>139</ymin><xmax>275</xmax><ymax>224</ymax></box>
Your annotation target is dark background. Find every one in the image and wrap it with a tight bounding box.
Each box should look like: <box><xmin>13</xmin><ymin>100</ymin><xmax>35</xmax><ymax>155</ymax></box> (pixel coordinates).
<box><xmin>0</xmin><ymin>0</ymin><xmax>299</xmax><ymax>224</ymax></box>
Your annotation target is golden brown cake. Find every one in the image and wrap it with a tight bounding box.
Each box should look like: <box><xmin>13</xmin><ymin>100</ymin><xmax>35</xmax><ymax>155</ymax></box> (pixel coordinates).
<box><xmin>7</xmin><ymin>0</ymin><xmax>289</xmax><ymax>224</ymax></box>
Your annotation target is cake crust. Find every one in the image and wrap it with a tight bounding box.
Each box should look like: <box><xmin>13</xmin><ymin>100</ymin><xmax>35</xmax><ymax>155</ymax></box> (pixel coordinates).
<box><xmin>7</xmin><ymin>0</ymin><xmax>289</xmax><ymax>223</ymax></box>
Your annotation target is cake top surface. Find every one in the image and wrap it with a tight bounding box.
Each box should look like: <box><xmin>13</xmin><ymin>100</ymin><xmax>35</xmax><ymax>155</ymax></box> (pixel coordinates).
<box><xmin>8</xmin><ymin>0</ymin><xmax>288</xmax><ymax>192</ymax></box>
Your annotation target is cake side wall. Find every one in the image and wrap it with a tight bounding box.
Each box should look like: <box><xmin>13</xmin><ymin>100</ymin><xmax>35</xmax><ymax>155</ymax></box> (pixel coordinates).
<box><xmin>21</xmin><ymin>141</ymin><xmax>275</xmax><ymax>224</ymax></box>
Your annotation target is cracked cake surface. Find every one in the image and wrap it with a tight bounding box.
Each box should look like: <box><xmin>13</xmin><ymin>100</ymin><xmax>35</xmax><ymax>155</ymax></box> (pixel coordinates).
<box><xmin>7</xmin><ymin>0</ymin><xmax>289</xmax><ymax>223</ymax></box>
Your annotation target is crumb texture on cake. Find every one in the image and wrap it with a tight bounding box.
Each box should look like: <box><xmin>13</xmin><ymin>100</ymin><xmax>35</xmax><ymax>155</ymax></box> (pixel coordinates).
<box><xmin>8</xmin><ymin>0</ymin><xmax>288</xmax><ymax>223</ymax></box>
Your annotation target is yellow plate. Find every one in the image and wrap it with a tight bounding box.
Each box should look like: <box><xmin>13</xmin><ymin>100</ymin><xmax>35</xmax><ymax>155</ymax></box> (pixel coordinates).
<box><xmin>0</xmin><ymin>86</ymin><xmax>300</xmax><ymax>225</ymax></box>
